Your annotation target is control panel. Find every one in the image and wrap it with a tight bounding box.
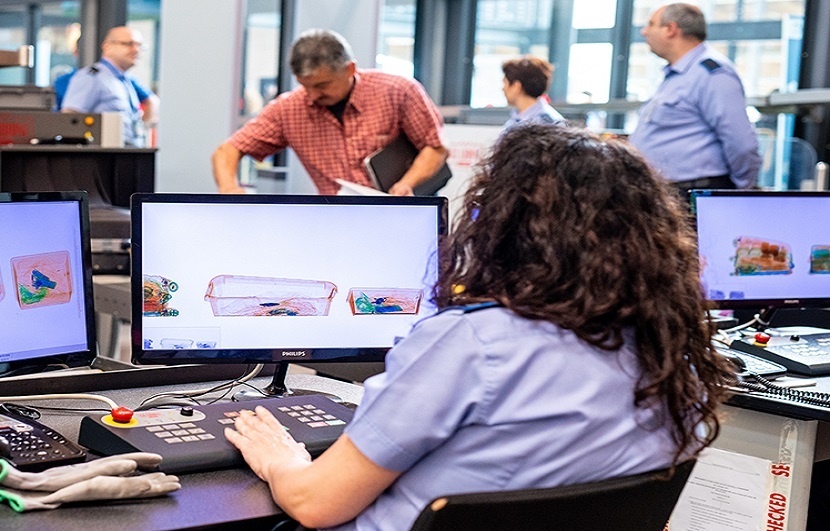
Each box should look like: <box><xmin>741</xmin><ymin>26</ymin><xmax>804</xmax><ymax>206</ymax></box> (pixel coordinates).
<box><xmin>732</xmin><ymin>331</ymin><xmax>830</xmax><ymax>376</ymax></box>
<box><xmin>78</xmin><ymin>394</ymin><xmax>353</xmax><ymax>474</ymax></box>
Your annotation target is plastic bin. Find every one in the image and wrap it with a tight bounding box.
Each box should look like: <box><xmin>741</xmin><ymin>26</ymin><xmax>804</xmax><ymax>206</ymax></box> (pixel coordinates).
<box><xmin>348</xmin><ymin>288</ymin><xmax>423</xmax><ymax>315</ymax></box>
<box><xmin>143</xmin><ymin>275</ymin><xmax>179</xmax><ymax>316</ymax></box>
<box><xmin>732</xmin><ymin>236</ymin><xmax>793</xmax><ymax>275</ymax></box>
<box><xmin>810</xmin><ymin>245</ymin><xmax>830</xmax><ymax>274</ymax></box>
<box><xmin>11</xmin><ymin>250</ymin><xmax>72</xmax><ymax>309</ymax></box>
<box><xmin>204</xmin><ymin>275</ymin><xmax>337</xmax><ymax>317</ymax></box>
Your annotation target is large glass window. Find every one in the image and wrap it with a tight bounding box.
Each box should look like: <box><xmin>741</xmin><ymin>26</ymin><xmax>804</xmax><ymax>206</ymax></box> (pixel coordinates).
<box><xmin>470</xmin><ymin>0</ymin><xmax>553</xmax><ymax>108</ymax></box>
<box><xmin>237</xmin><ymin>0</ymin><xmax>283</xmax><ymax>189</ymax></box>
<box><xmin>127</xmin><ymin>0</ymin><xmax>160</xmax><ymax>92</ymax></box>
<box><xmin>240</xmin><ymin>0</ymin><xmax>281</xmax><ymax>119</ymax></box>
<box><xmin>567</xmin><ymin>43</ymin><xmax>613</xmax><ymax>103</ymax></box>
<box><xmin>0</xmin><ymin>7</ymin><xmax>31</xmax><ymax>85</ymax></box>
<box><xmin>377</xmin><ymin>0</ymin><xmax>416</xmax><ymax>78</ymax></box>
<box><xmin>572</xmin><ymin>0</ymin><xmax>616</xmax><ymax>29</ymax></box>
<box><xmin>0</xmin><ymin>2</ymin><xmax>80</xmax><ymax>87</ymax></box>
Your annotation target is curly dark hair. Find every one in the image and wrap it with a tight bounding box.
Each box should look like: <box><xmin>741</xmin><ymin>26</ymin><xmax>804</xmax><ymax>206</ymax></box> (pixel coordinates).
<box><xmin>433</xmin><ymin>124</ymin><xmax>734</xmax><ymax>463</ymax></box>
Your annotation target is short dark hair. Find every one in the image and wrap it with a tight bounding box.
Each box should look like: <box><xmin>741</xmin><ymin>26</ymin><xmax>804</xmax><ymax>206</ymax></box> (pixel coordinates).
<box><xmin>661</xmin><ymin>3</ymin><xmax>707</xmax><ymax>41</ymax></box>
<box><xmin>501</xmin><ymin>56</ymin><xmax>553</xmax><ymax>99</ymax></box>
<box><xmin>289</xmin><ymin>29</ymin><xmax>354</xmax><ymax>76</ymax></box>
<box><xmin>434</xmin><ymin>124</ymin><xmax>733</xmax><ymax>464</ymax></box>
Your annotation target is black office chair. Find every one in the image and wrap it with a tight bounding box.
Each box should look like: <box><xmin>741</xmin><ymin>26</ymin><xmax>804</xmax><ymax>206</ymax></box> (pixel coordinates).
<box><xmin>409</xmin><ymin>459</ymin><xmax>696</xmax><ymax>531</ymax></box>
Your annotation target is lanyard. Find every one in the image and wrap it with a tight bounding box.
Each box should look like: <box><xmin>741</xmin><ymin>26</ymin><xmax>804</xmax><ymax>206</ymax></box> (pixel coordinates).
<box><xmin>98</xmin><ymin>59</ymin><xmax>139</xmax><ymax>113</ymax></box>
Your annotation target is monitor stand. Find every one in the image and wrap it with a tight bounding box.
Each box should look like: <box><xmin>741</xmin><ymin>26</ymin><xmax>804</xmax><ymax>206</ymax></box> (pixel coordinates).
<box><xmin>233</xmin><ymin>363</ymin><xmax>341</xmax><ymax>402</ymax></box>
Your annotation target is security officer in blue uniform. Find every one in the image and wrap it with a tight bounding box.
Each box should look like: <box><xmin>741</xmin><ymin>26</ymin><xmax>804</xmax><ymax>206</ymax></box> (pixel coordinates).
<box><xmin>62</xmin><ymin>26</ymin><xmax>158</xmax><ymax>147</ymax></box>
<box><xmin>629</xmin><ymin>3</ymin><xmax>761</xmax><ymax>193</ymax></box>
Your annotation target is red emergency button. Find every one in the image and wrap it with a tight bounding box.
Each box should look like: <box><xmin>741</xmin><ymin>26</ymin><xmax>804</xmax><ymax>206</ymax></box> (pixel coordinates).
<box><xmin>754</xmin><ymin>332</ymin><xmax>771</xmax><ymax>346</ymax></box>
<box><xmin>110</xmin><ymin>406</ymin><xmax>135</xmax><ymax>424</ymax></box>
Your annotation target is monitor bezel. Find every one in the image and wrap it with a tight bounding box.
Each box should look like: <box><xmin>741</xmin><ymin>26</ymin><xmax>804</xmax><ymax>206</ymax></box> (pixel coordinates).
<box><xmin>130</xmin><ymin>193</ymin><xmax>448</xmax><ymax>366</ymax></box>
<box><xmin>0</xmin><ymin>190</ymin><xmax>97</xmax><ymax>374</ymax></box>
<box><xmin>690</xmin><ymin>189</ymin><xmax>830</xmax><ymax>310</ymax></box>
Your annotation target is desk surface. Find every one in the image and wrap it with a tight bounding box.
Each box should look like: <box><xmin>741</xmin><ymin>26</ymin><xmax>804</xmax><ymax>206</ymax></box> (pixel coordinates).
<box><xmin>1</xmin><ymin>373</ymin><xmax>363</xmax><ymax>530</ymax></box>
<box><xmin>727</xmin><ymin>374</ymin><xmax>830</xmax><ymax>422</ymax></box>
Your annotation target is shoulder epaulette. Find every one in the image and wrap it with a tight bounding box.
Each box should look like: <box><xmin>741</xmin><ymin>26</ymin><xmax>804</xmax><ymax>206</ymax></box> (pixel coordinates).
<box><xmin>437</xmin><ymin>301</ymin><xmax>502</xmax><ymax>315</ymax></box>
<box><xmin>700</xmin><ymin>58</ymin><xmax>721</xmax><ymax>72</ymax></box>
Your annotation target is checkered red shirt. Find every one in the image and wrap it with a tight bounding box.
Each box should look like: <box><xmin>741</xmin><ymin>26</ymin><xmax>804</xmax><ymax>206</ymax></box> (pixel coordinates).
<box><xmin>229</xmin><ymin>69</ymin><xmax>446</xmax><ymax>195</ymax></box>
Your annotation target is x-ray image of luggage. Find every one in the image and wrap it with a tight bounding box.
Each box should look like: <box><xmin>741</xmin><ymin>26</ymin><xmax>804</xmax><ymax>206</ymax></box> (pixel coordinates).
<box><xmin>810</xmin><ymin>245</ymin><xmax>830</xmax><ymax>274</ymax></box>
<box><xmin>143</xmin><ymin>275</ymin><xmax>180</xmax><ymax>316</ymax></box>
<box><xmin>0</xmin><ymin>267</ymin><xmax>4</xmax><ymax>303</ymax></box>
<box><xmin>204</xmin><ymin>275</ymin><xmax>337</xmax><ymax>316</ymax></box>
<box><xmin>160</xmin><ymin>338</ymin><xmax>193</xmax><ymax>350</ymax></box>
<box><xmin>348</xmin><ymin>288</ymin><xmax>424</xmax><ymax>315</ymax></box>
<box><xmin>11</xmin><ymin>251</ymin><xmax>72</xmax><ymax>309</ymax></box>
<box><xmin>732</xmin><ymin>236</ymin><xmax>793</xmax><ymax>275</ymax></box>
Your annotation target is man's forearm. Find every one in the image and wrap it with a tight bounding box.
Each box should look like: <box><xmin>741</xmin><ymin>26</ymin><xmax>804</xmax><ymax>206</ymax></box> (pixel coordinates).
<box><xmin>394</xmin><ymin>145</ymin><xmax>449</xmax><ymax>192</ymax></box>
<box><xmin>212</xmin><ymin>142</ymin><xmax>246</xmax><ymax>194</ymax></box>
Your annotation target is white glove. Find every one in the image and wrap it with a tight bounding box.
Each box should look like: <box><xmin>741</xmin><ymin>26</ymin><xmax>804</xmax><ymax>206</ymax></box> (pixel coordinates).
<box><xmin>0</xmin><ymin>452</ymin><xmax>163</xmax><ymax>492</ymax></box>
<box><xmin>1</xmin><ymin>472</ymin><xmax>181</xmax><ymax>511</ymax></box>
<box><xmin>0</xmin><ymin>453</ymin><xmax>180</xmax><ymax>512</ymax></box>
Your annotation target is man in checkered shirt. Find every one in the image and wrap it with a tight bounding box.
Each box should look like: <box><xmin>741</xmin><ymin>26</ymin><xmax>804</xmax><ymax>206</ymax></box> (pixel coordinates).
<box><xmin>212</xmin><ymin>29</ymin><xmax>449</xmax><ymax>196</ymax></box>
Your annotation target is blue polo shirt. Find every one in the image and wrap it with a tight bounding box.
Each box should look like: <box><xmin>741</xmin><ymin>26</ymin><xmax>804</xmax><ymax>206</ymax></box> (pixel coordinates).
<box><xmin>62</xmin><ymin>59</ymin><xmax>147</xmax><ymax>146</ymax></box>
<box><xmin>628</xmin><ymin>43</ymin><xmax>761</xmax><ymax>188</ymax></box>
<box><xmin>330</xmin><ymin>305</ymin><xmax>680</xmax><ymax>530</ymax></box>
<box><xmin>504</xmin><ymin>99</ymin><xmax>565</xmax><ymax>129</ymax></box>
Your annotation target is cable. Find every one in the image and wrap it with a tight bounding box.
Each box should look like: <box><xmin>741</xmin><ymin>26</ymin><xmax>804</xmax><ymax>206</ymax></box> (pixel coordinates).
<box><xmin>0</xmin><ymin>393</ymin><xmax>119</xmax><ymax>411</ymax></box>
<box><xmin>720</xmin><ymin>313</ymin><xmax>762</xmax><ymax>334</ymax></box>
<box><xmin>731</xmin><ymin>373</ymin><xmax>830</xmax><ymax>408</ymax></box>
<box><xmin>0</xmin><ymin>365</ymin><xmax>265</xmax><ymax>415</ymax></box>
<box><xmin>137</xmin><ymin>363</ymin><xmax>264</xmax><ymax>408</ymax></box>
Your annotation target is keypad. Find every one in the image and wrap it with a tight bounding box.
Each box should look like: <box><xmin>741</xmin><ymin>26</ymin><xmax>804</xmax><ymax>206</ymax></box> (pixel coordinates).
<box><xmin>274</xmin><ymin>403</ymin><xmax>347</xmax><ymax>428</ymax></box>
<box><xmin>142</xmin><ymin>403</ymin><xmax>346</xmax><ymax>446</ymax></box>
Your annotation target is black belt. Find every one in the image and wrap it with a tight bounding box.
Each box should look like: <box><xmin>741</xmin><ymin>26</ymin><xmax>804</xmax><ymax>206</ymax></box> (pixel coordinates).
<box><xmin>673</xmin><ymin>175</ymin><xmax>734</xmax><ymax>190</ymax></box>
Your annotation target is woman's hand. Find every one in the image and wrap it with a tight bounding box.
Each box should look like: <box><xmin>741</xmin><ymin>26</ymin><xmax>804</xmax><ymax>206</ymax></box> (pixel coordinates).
<box><xmin>225</xmin><ymin>405</ymin><xmax>311</xmax><ymax>482</ymax></box>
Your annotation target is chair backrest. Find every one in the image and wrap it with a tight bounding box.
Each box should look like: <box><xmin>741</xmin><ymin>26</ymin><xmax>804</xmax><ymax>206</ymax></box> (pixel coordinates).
<box><xmin>409</xmin><ymin>459</ymin><xmax>696</xmax><ymax>531</ymax></box>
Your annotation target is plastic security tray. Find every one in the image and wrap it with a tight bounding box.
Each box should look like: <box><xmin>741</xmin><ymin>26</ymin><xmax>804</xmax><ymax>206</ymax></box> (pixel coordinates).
<box><xmin>11</xmin><ymin>250</ymin><xmax>72</xmax><ymax>309</ymax></box>
<box><xmin>732</xmin><ymin>236</ymin><xmax>793</xmax><ymax>275</ymax></box>
<box><xmin>205</xmin><ymin>275</ymin><xmax>337</xmax><ymax>317</ymax></box>
<box><xmin>348</xmin><ymin>288</ymin><xmax>423</xmax><ymax>315</ymax></box>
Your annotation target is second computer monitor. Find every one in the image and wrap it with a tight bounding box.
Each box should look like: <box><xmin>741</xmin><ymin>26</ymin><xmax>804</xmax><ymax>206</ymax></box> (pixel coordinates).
<box><xmin>131</xmin><ymin>194</ymin><xmax>447</xmax><ymax>365</ymax></box>
<box><xmin>692</xmin><ymin>190</ymin><xmax>830</xmax><ymax>309</ymax></box>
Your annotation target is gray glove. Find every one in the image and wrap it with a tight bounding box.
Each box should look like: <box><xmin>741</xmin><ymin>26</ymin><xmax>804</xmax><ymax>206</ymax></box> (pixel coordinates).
<box><xmin>1</xmin><ymin>452</ymin><xmax>163</xmax><ymax>491</ymax></box>
<box><xmin>0</xmin><ymin>453</ymin><xmax>180</xmax><ymax>512</ymax></box>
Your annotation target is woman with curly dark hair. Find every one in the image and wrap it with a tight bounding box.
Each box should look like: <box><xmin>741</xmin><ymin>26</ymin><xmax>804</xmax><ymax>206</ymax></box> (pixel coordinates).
<box><xmin>226</xmin><ymin>124</ymin><xmax>735</xmax><ymax>530</ymax></box>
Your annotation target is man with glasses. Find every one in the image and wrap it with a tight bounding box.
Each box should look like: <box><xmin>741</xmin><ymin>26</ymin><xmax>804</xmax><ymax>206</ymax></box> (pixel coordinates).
<box><xmin>62</xmin><ymin>26</ymin><xmax>159</xmax><ymax>147</ymax></box>
<box><xmin>629</xmin><ymin>3</ymin><xmax>760</xmax><ymax>193</ymax></box>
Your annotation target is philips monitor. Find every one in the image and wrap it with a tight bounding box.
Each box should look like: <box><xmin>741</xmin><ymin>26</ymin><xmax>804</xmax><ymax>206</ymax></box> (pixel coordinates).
<box><xmin>0</xmin><ymin>191</ymin><xmax>96</xmax><ymax>376</ymax></box>
<box><xmin>131</xmin><ymin>193</ymin><xmax>447</xmax><ymax>396</ymax></box>
<box><xmin>691</xmin><ymin>190</ymin><xmax>830</xmax><ymax>309</ymax></box>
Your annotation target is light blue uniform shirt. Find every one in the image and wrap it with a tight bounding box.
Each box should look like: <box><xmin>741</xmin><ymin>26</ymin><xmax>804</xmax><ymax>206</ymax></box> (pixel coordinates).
<box><xmin>504</xmin><ymin>99</ymin><xmax>565</xmax><ymax>129</ymax></box>
<box><xmin>628</xmin><ymin>43</ymin><xmax>761</xmax><ymax>188</ymax></box>
<box><xmin>62</xmin><ymin>58</ymin><xmax>147</xmax><ymax>146</ymax></box>
<box><xmin>329</xmin><ymin>306</ymin><xmax>679</xmax><ymax>531</ymax></box>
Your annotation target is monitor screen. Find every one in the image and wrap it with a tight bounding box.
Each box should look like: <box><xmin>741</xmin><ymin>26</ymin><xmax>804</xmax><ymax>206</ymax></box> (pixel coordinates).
<box><xmin>691</xmin><ymin>190</ymin><xmax>830</xmax><ymax>309</ymax></box>
<box><xmin>131</xmin><ymin>194</ymin><xmax>448</xmax><ymax>365</ymax></box>
<box><xmin>0</xmin><ymin>191</ymin><xmax>96</xmax><ymax>375</ymax></box>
